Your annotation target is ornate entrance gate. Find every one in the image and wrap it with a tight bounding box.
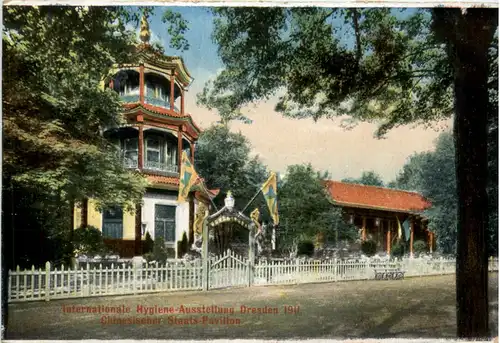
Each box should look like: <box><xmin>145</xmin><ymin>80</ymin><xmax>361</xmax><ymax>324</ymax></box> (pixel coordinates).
<box><xmin>202</xmin><ymin>192</ymin><xmax>256</xmax><ymax>290</ymax></box>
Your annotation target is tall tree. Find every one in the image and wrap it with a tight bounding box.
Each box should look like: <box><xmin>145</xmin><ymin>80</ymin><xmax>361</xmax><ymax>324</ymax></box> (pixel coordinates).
<box><xmin>342</xmin><ymin>171</ymin><xmax>385</xmax><ymax>187</ymax></box>
<box><xmin>278</xmin><ymin>164</ymin><xmax>357</xmax><ymax>253</ymax></box>
<box><xmin>2</xmin><ymin>6</ymin><xmax>147</xmax><ymax>337</ymax></box>
<box><xmin>194</xmin><ymin>124</ymin><xmax>269</xmax><ymax>253</ymax></box>
<box><xmin>391</xmin><ymin>131</ymin><xmax>498</xmax><ymax>257</ymax></box>
<box><xmin>199</xmin><ymin>8</ymin><xmax>498</xmax><ymax>337</ymax></box>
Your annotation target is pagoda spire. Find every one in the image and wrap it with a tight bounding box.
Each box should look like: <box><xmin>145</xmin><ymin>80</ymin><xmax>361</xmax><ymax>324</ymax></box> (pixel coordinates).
<box><xmin>139</xmin><ymin>14</ymin><xmax>151</xmax><ymax>44</ymax></box>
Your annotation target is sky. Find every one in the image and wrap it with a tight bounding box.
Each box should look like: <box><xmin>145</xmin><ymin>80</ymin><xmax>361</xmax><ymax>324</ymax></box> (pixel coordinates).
<box><xmin>140</xmin><ymin>7</ymin><xmax>452</xmax><ymax>183</ymax></box>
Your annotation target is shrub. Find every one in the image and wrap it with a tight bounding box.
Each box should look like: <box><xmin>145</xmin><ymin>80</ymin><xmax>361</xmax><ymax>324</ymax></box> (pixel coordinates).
<box><xmin>143</xmin><ymin>232</ymin><xmax>154</xmax><ymax>254</ymax></box>
<box><xmin>72</xmin><ymin>226</ymin><xmax>108</xmax><ymax>256</ymax></box>
<box><xmin>177</xmin><ymin>232</ymin><xmax>190</xmax><ymax>257</ymax></box>
<box><xmin>413</xmin><ymin>240</ymin><xmax>428</xmax><ymax>254</ymax></box>
<box><xmin>297</xmin><ymin>240</ymin><xmax>315</xmax><ymax>257</ymax></box>
<box><xmin>361</xmin><ymin>239</ymin><xmax>377</xmax><ymax>257</ymax></box>
<box><xmin>391</xmin><ymin>242</ymin><xmax>406</xmax><ymax>258</ymax></box>
<box><xmin>144</xmin><ymin>237</ymin><xmax>168</xmax><ymax>264</ymax></box>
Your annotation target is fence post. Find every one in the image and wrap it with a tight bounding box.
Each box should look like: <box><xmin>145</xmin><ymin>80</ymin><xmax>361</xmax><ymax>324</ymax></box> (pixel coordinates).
<box><xmin>248</xmin><ymin>225</ymin><xmax>255</xmax><ymax>287</ymax></box>
<box><xmin>133</xmin><ymin>262</ymin><xmax>137</xmax><ymax>295</ymax></box>
<box><xmin>333</xmin><ymin>258</ymin><xmax>337</xmax><ymax>282</ymax></box>
<box><xmin>85</xmin><ymin>263</ymin><xmax>90</xmax><ymax>296</ymax></box>
<box><xmin>295</xmin><ymin>259</ymin><xmax>300</xmax><ymax>284</ymax></box>
<box><xmin>45</xmin><ymin>261</ymin><xmax>51</xmax><ymax>302</ymax></box>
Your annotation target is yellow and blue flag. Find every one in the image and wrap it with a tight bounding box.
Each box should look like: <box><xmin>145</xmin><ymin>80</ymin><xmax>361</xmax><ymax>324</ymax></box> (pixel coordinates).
<box><xmin>178</xmin><ymin>151</ymin><xmax>199</xmax><ymax>203</ymax></box>
<box><xmin>396</xmin><ymin>216</ymin><xmax>402</xmax><ymax>240</ymax></box>
<box><xmin>261</xmin><ymin>172</ymin><xmax>279</xmax><ymax>226</ymax></box>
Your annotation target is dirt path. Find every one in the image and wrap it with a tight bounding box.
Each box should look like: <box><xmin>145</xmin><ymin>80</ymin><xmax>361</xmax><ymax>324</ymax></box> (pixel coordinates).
<box><xmin>6</xmin><ymin>273</ymin><xmax>498</xmax><ymax>340</ymax></box>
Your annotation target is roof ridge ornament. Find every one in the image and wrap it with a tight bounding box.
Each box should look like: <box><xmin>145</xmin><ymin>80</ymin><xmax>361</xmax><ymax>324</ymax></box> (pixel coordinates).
<box><xmin>139</xmin><ymin>14</ymin><xmax>151</xmax><ymax>44</ymax></box>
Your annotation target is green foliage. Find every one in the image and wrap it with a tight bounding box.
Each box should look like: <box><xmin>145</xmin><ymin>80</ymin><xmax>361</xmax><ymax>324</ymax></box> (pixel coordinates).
<box><xmin>413</xmin><ymin>240</ymin><xmax>428</xmax><ymax>254</ymax></box>
<box><xmin>277</xmin><ymin>164</ymin><xmax>358</xmax><ymax>252</ymax></box>
<box><xmin>389</xmin><ymin>130</ymin><xmax>497</xmax><ymax>256</ymax></box>
<box><xmin>3</xmin><ymin>7</ymin><xmax>150</xmax><ymax>212</ymax></box>
<box><xmin>199</xmin><ymin>8</ymin><xmax>457</xmax><ymax>136</ymax></box>
<box><xmin>361</xmin><ymin>240</ymin><xmax>377</xmax><ymax>257</ymax></box>
<box><xmin>177</xmin><ymin>232</ymin><xmax>190</xmax><ymax>257</ymax></box>
<box><xmin>342</xmin><ymin>171</ymin><xmax>385</xmax><ymax>187</ymax></box>
<box><xmin>194</xmin><ymin>124</ymin><xmax>268</xmax><ymax>212</ymax></box>
<box><xmin>2</xmin><ymin>7</ymin><xmax>167</xmax><ymax>267</ymax></box>
<box><xmin>143</xmin><ymin>232</ymin><xmax>154</xmax><ymax>254</ymax></box>
<box><xmin>162</xmin><ymin>9</ymin><xmax>190</xmax><ymax>52</ymax></box>
<box><xmin>297</xmin><ymin>240</ymin><xmax>315</xmax><ymax>257</ymax></box>
<box><xmin>144</xmin><ymin>237</ymin><xmax>168</xmax><ymax>264</ymax></box>
<box><xmin>391</xmin><ymin>241</ymin><xmax>406</xmax><ymax>258</ymax></box>
<box><xmin>403</xmin><ymin>133</ymin><xmax>457</xmax><ymax>254</ymax></box>
<box><xmin>72</xmin><ymin>226</ymin><xmax>109</xmax><ymax>256</ymax></box>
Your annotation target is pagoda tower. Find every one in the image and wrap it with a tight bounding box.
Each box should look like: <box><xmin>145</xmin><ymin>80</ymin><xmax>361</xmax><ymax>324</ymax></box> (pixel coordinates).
<box><xmin>74</xmin><ymin>15</ymin><xmax>217</xmax><ymax>258</ymax></box>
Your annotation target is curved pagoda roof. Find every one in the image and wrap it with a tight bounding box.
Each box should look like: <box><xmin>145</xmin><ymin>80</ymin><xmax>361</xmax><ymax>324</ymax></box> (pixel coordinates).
<box><xmin>129</xmin><ymin>14</ymin><xmax>194</xmax><ymax>86</ymax></box>
<box><xmin>132</xmin><ymin>45</ymin><xmax>194</xmax><ymax>87</ymax></box>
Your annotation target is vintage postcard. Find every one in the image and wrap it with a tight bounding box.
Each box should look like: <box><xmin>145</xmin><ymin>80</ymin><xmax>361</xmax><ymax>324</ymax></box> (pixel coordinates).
<box><xmin>2</xmin><ymin>4</ymin><xmax>498</xmax><ymax>342</ymax></box>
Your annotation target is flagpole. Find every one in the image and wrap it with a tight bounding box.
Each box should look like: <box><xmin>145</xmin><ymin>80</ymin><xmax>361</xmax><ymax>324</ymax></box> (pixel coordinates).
<box><xmin>241</xmin><ymin>188</ymin><xmax>263</xmax><ymax>214</ymax></box>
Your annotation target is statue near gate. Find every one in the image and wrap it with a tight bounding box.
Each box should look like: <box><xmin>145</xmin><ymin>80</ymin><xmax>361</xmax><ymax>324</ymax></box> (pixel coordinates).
<box><xmin>191</xmin><ymin>202</ymin><xmax>208</xmax><ymax>253</ymax></box>
<box><xmin>251</xmin><ymin>208</ymin><xmax>264</xmax><ymax>254</ymax></box>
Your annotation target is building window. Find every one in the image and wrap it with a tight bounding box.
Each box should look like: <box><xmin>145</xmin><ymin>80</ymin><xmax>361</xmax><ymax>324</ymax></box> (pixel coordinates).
<box><xmin>145</xmin><ymin>136</ymin><xmax>164</xmax><ymax>170</ymax></box>
<box><xmin>146</xmin><ymin>136</ymin><xmax>162</xmax><ymax>163</ymax></box>
<box><xmin>167</xmin><ymin>143</ymin><xmax>177</xmax><ymax>167</ymax></box>
<box><xmin>123</xmin><ymin>138</ymin><xmax>138</xmax><ymax>168</ymax></box>
<box><xmin>155</xmin><ymin>204</ymin><xmax>176</xmax><ymax>242</ymax></box>
<box><xmin>102</xmin><ymin>206</ymin><xmax>123</xmax><ymax>239</ymax></box>
<box><xmin>145</xmin><ymin>78</ymin><xmax>169</xmax><ymax>108</ymax></box>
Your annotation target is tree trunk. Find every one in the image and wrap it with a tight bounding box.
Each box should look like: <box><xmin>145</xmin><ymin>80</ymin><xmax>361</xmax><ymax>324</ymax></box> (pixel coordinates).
<box><xmin>451</xmin><ymin>9</ymin><xmax>497</xmax><ymax>339</ymax></box>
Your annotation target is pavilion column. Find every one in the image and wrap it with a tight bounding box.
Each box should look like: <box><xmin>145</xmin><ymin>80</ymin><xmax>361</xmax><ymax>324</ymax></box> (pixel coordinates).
<box><xmin>410</xmin><ymin>218</ymin><xmax>415</xmax><ymax>258</ymax></box>
<box><xmin>177</xmin><ymin>126</ymin><xmax>183</xmax><ymax>169</ymax></box>
<box><xmin>428</xmin><ymin>229</ymin><xmax>434</xmax><ymax>254</ymax></box>
<box><xmin>190</xmin><ymin>142</ymin><xmax>195</xmax><ymax>164</ymax></box>
<box><xmin>139</xmin><ymin>65</ymin><xmax>145</xmax><ymax>104</ymax></box>
<box><xmin>361</xmin><ymin>216</ymin><xmax>366</xmax><ymax>241</ymax></box>
<box><xmin>138</xmin><ymin>124</ymin><xmax>144</xmax><ymax>170</ymax></box>
<box><xmin>386</xmin><ymin>220</ymin><xmax>391</xmax><ymax>254</ymax></box>
<box><xmin>170</xmin><ymin>71</ymin><xmax>175</xmax><ymax>110</ymax></box>
<box><xmin>181</xmin><ymin>88</ymin><xmax>185</xmax><ymax>115</ymax></box>
<box><xmin>376</xmin><ymin>219</ymin><xmax>381</xmax><ymax>247</ymax></box>
<box><xmin>134</xmin><ymin>204</ymin><xmax>142</xmax><ymax>256</ymax></box>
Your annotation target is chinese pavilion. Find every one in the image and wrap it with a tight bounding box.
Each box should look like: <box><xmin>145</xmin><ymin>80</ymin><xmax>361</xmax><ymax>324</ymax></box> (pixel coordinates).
<box><xmin>324</xmin><ymin>181</ymin><xmax>435</xmax><ymax>255</ymax></box>
<box><xmin>73</xmin><ymin>15</ymin><xmax>218</xmax><ymax>258</ymax></box>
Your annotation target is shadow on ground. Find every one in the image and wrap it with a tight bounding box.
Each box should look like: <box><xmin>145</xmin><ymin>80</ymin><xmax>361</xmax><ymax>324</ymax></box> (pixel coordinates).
<box><xmin>6</xmin><ymin>273</ymin><xmax>498</xmax><ymax>340</ymax></box>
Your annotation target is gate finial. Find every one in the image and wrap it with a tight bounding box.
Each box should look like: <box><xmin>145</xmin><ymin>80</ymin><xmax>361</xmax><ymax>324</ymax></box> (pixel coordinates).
<box><xmin>225</xmin><ymin>191</ymin><xmax>235</xmax><ymax>211</ymax></box>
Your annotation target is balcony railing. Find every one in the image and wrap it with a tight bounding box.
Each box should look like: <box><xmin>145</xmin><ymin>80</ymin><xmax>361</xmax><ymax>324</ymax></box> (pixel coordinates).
<box><xmin>144</xmin><ymin>161</ymin><xmax>178</xmax><ymax>173</ymax></box>
<box><xmin>122</xmin><ymin>157</ymin><xmax>178</xmax><ymax>173</ymax></box>
<box><xmin>144</xmin><ymin>96</ymin><xmax>180</xmax><ymax>112</ymax></box>
<box><xmin>123</xmin><ymin>158</ymin><xmax>138</xmax><ymax>169</ymax></box>
<box><xmin>120</xmin><ymin>93</ymin><xmax>140</xmax><ymax>103</ymax></box>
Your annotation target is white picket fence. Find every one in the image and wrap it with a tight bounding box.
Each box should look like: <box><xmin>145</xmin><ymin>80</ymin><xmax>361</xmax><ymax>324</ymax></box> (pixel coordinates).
<box><xmin>8</xmin><ymin>255</ymin><xmax>498</xmax><ymax>303</ymax></box>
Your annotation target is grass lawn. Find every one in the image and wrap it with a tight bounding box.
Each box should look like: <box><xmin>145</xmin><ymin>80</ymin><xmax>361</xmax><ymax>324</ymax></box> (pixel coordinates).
<box><xmin>6</xmin><ymin>273</ymin><xmax>498</xmax><ymax>340</ymax></box>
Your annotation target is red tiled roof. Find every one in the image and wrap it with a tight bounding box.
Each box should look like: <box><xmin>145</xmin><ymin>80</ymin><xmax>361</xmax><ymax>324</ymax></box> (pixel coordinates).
<box><xmin>145</xmin><ymin>174</ymin><xmax>179</xmax><ymax>186</ymax></box>
<box><xmin>324</xmin><ymin>180</ymin><xmax>431</xmax><ymax>213</ymax></box>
